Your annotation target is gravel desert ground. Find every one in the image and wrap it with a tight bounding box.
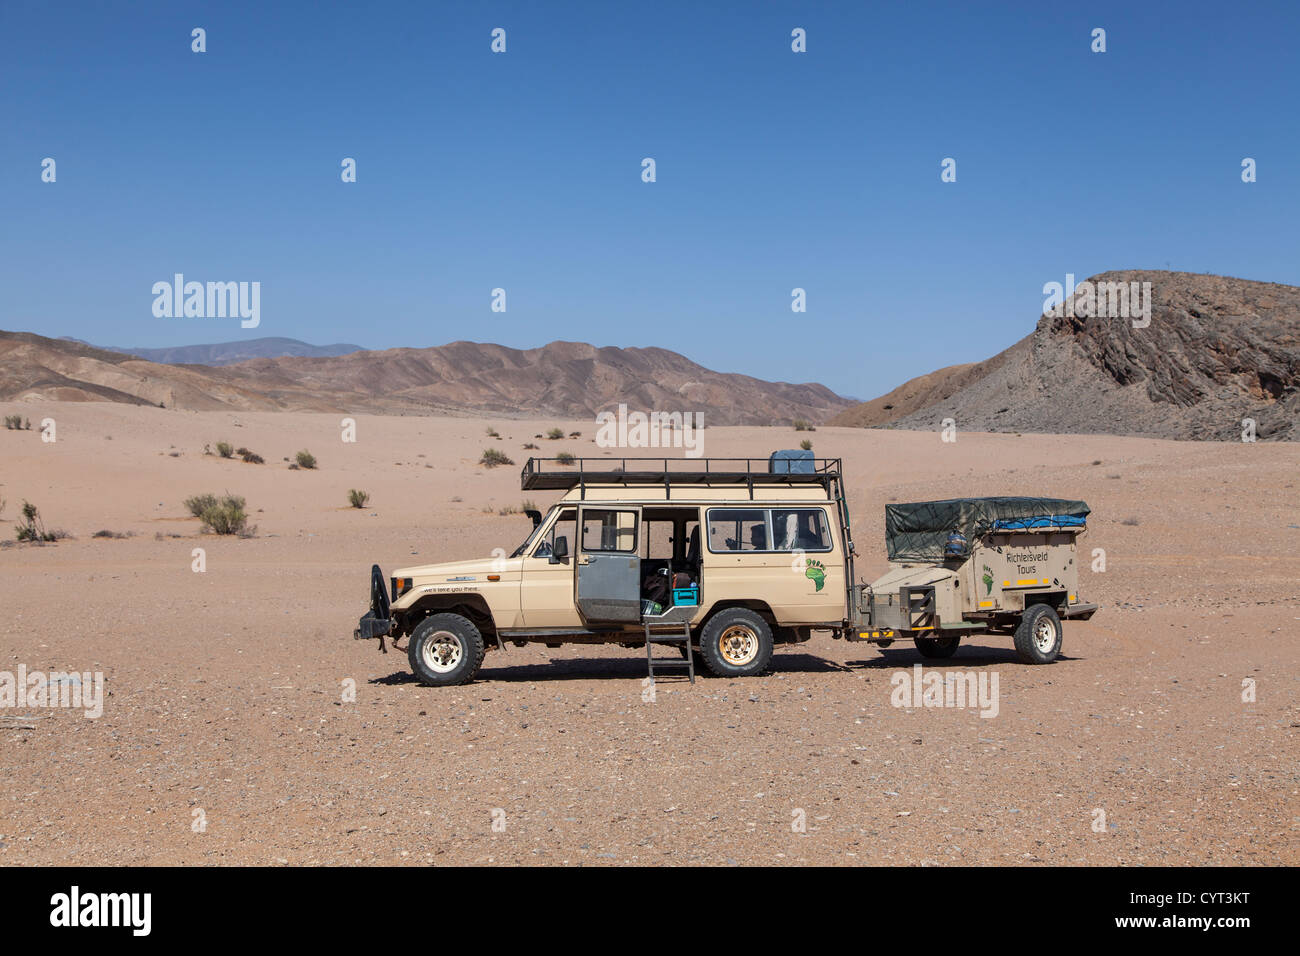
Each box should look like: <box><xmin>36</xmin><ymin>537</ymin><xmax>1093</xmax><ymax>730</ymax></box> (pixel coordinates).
<box><xmin>1</xmin><ymin>403</ymin><xmax>1296</xmax><ymax>865</ymax></box>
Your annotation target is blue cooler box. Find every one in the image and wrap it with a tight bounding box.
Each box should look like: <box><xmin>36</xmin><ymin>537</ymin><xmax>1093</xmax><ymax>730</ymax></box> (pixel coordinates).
<box><xmin>672</xmin><ymin>586</ymin><xmax>700</xmax><ymax>606</ymax></box>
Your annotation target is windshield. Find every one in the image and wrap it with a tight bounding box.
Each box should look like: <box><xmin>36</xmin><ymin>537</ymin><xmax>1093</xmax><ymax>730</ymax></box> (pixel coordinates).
<box><xmin>509</xmin><ymin>507</ymin><xmax>553</xmax><ymax>558</ymax></box>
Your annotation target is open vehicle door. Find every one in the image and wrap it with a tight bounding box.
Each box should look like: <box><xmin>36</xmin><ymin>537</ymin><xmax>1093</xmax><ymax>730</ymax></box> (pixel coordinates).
<box><xmin>575</xmin><ymin>504</ymin><xmax>642</xmax><ymax>623</ymax></box>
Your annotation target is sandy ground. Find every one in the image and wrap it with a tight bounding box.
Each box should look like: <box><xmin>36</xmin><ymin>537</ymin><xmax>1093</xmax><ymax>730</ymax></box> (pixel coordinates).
<box><xmin>0</xmin><ymin>402</ymin><xmax>1296</xmax><ymax>866</ymax></box>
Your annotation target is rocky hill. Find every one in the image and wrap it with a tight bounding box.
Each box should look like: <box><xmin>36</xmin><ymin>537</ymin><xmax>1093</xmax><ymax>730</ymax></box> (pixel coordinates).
<box><xmin>831</xmin><ymin>271</ymin><xmax>1298</xmax><ymax>440</ymax></box>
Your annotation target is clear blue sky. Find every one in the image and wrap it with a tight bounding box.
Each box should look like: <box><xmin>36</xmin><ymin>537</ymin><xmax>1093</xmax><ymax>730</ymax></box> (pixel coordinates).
<box><xmin>2</xmin><ymin>0</ymin><xmax>1296</xmax><ymax>398</ymax></box>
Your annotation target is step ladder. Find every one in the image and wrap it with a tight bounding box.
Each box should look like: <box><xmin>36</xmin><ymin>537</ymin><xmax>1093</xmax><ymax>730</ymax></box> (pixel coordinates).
<box><xmin>644</xmin><ymin>621</ymin><xmax>694</xmax><ymax>684</ymax></box>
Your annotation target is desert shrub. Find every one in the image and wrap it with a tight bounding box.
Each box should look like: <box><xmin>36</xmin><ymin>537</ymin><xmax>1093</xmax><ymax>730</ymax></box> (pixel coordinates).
<box><xmin>184</xmin><ymin>493</ymin><xmax>218</xmax><ymax>518</ymax></box>
<box><xmin>799</xmin><ymin>439</ymin><xmax>813</xmax><ymax>451</ymax></box>
<box><xmin>15</xmin><ymin>501</ymin><xmax>57</xmax><ymax>543</ymax></box>
<box><xmin>486</xmin><ymin>427</ymin><xmax>501</xmax><ymax>438</ymax></box>
<box><xmin>197</xmin><ymin>494</ymin><xmax>249</xmax><ymax>535</ymax></box>
<box><xmin>521</xmin><ymin>499</ymin><xmax>536</xmax><ymax>511</ymax></box>
<box><xmin>92</xmin><ymin>529</ymin><xmax>131</xmax><ymax>539</ymax></box>
<box><xmin>295</xmin><ymin>449</ymin><xmax>317</xmax><ymax>469</ymax></box>
<box><xmin>793</xmin><ymin>419</ymin><xmax>810</xmax><ymax>431</ymax></box>
<box><xmin>546</xmin><ymin>428</ymin><xmax>564</xmax><ymax>440</ymax></box>
<box><xmin>288</xmin><ymin>463</ymin><xmax>300</xmax><ymax>471</ymax></box>
<box><xmin>523</xmin><ymin>442</ymin><xmax>539</xmax><ymax>450</ymax></box>
<box><xmin>555</xmin><ymin>451</ymin><xmax>575</xmax><ymax>465</ymax></box>
<box><xmin>348</xmin><ymin>489</ymin><xmax>370</xmax><ymax>509</ymax></box>
<box><xmin>480</xmin><ymin>448</ymin><xmax>514</xmax><ymax>468</ymax></box>
<box><xmin>215</xmin><ymin>441</ymin><xmax>234</xmax><ymax>459</ymax></box>
<box><xmin>240</xmin><ymin>449</ymin><xmax>264</xmax><ymax>464</ymax></box>
<box><xmin>3</xmin><ymin>415</ymin><xmax>22</xmax><ymax>430</ymax></box>
<box><xmin>498</xmin><ymin>505</ymin><xmax>518</xmax><ymax>516</ymax></box>
<box><xmin>568</xmin><ymin>431</ymin><xmax>581</xmax><ymax>439</ymax></box>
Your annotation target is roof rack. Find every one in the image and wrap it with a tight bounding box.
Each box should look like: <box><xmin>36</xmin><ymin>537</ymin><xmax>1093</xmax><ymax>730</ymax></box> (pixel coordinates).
<box><xmin>520</xmin><ymin>456</ymin><xmax>842</xmax><ymax>494</ymax></box>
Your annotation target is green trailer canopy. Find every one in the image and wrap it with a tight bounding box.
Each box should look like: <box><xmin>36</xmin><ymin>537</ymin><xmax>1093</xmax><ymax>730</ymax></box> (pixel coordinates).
<box><xmin>885</xmin><ymin>496</ymin><xmax>1090</xmax><ymax>562</ymax></box>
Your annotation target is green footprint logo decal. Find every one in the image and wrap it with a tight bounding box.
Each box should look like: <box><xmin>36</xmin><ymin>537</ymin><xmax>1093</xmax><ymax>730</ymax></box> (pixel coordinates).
<box><xmin>805</xmin><ymin>559</ymin><xmax>826</xmax><ymax>592</ymax></box>
<box><xmin>982</xmin><ymin>564</ymin><xmax>994</xmax><ymax>595</ymax></box>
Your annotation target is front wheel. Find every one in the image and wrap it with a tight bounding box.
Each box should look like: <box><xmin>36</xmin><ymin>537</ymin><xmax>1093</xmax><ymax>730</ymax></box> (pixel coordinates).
<box><xmin>698</xmin><ymin>608</ymin><xmax>774</xmax><ymax>677</ymax></box>
<box><xmin>408</xmin><ymin>613</ymin><xmax>486</xmax><ymax>686</ymax></box>
<box><xmin>1013</xmin><ymin>604</ymin><xmax>1063</xmax><ymax>664</ymax></box>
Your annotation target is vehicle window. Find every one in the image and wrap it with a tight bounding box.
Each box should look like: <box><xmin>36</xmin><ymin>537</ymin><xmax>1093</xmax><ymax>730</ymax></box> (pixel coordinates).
<box><xmin>643</xmin><ymin>520</ymin><xmax>675</xmax><ymax>560</ymax></box>
<box><xmin>511</xmin><ymin>508</ymin><xmax>550</xmax><ymax>557</ymax></box>
<box><xmin>581</xmin><ymin>509</ymin><xmax>637</xmax><ymax>553</ymax></box>
<box><xmin>770</xmin><ymin>508</ymin><xmax>832</xmax><ymax>552</ymax></box>
<box><xmin>533</xmin><ymin>509</ymin><xmax>576</xmax><ymax>558</ymax></box>
<box><xmin>707</xmin><ymin>509</ymin><xmax>769</xmax><ymax>552</ymax></box>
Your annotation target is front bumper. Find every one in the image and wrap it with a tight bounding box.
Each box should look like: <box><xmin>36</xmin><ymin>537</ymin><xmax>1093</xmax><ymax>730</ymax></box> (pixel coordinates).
<box><xmin>353</xmin><ymin>564</ymin><xmax>393</xmax><ymax>642</ymax></box>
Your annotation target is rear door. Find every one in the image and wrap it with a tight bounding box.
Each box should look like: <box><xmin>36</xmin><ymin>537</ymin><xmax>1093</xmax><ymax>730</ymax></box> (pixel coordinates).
<box><xmin>575</xmin><ymin>505</ymin><xmax>642</xmax><ymax>623</ymax></box>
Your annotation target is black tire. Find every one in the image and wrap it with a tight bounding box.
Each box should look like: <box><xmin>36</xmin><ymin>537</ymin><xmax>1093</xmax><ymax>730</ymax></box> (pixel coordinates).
<box><xmin>408</xmin><ymin>613</ymin><xmax>487</xmax><ymax>686</ymax></box>
<box><xmin>1013</xmin><ymin>604</ymin><xmax>1063</xmax><ymax>664</ymax></box>
<box><xmin>698</xmin><ymin>608</ymin><xmax>773</xmax><ymax>678</ymax></box>
<box><xmin>913</xmin><ymin>634</ymin><xmax>960</xmax><ymax>659</ymax></box>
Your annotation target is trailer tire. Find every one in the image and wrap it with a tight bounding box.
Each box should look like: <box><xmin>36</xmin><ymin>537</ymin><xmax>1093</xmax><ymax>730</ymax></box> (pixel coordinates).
<box><xmin>408</xmin><ymin>613</ymin><xmax>486</xmax><ymax>686</ymax></box>
<box><xmin>1013</xmin><ymin>604</ymin><xmax>1063</xmax><ymax>664</ymax></box>
<box><xmin>913</xmin><ymin>634</ymin><xmax>960</xmax><ymax>659</ymax></box>
<box><xmin>699</xmin><ymin>608</ymin><xmax>773</xmax><ymax>677</ymax></box>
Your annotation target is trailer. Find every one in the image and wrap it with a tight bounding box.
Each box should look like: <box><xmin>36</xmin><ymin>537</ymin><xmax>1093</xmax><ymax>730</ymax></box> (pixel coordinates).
<box><xmin>848</xmin><ymin>496</ymin><xmax>1099</xmax><ymax>663</ymax></box>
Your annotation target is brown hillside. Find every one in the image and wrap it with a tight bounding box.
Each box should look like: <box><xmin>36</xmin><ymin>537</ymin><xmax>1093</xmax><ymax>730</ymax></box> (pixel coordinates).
<box><xmin>0</xmin><ymin>332</ymin><xmax>852</xmax><ymax>426</ymax></box>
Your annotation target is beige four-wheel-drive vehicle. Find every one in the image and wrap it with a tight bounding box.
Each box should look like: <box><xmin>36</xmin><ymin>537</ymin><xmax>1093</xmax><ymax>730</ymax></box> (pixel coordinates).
<box><xmin>353</xmin><ymin>454</ymin><xmax>1098</xmax><ymax>685</ymax></box>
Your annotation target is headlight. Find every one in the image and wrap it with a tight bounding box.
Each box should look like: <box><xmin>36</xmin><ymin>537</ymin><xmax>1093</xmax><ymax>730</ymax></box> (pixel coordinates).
<box><xmin>392</xmin><ymin>577</ymin><xmax>413</xmax><ymax>600</ymax></box>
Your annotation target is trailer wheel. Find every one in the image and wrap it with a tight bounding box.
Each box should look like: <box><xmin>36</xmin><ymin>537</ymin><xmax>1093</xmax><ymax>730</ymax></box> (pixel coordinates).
<box><xmin>1013</xmin><ymin>604</ymin><xmax>1063</xmax><ymax>664</ymax></box>
<box><xmin>699</xmin><ymin>608</ymin><xmax>773</xmax><ymax>677</ymax></box>
<box><xmin>913</xmin><ymin>634</ymin><xmax>960</xmax><ymax>659</ymax></box>
<box><xmin>408</xmin><ymin>613</ymin><xmax>486</xmax><ymax>686</ymax></box>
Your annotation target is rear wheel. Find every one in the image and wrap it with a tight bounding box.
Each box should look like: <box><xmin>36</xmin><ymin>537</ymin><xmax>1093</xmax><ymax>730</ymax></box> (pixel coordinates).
<box><xmin>913</xmin><ymin>634</ymin><xmax>960</xmax><ymax>659</ymax></box>
<box><xmin>1013</xmin><ymin>604</ymin><xmax>1063</xmax><ymax>664</ymax></box>
<box><xmin>408</xmin><ymin>613</ymin><xmax>486</xmax><ymax>686</ymax></box>
<box><xmin>699</xmin><ymin>608</ymin><xmax>773</xmax><ymax>677</ymax></box>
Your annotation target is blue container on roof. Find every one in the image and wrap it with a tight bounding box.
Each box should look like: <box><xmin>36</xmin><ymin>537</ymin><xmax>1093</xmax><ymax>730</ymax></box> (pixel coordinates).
<box><xmin>769</xmin><ymin>449</ymin><xmax>815</xmax><ymax>474</ymax></box>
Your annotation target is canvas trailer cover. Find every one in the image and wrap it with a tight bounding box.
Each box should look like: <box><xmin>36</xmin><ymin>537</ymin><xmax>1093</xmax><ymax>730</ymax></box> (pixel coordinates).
<box><xmin>885</xmin><ymin>496</ymin><xmax>1090</xmax><ymax>563</ymax></box>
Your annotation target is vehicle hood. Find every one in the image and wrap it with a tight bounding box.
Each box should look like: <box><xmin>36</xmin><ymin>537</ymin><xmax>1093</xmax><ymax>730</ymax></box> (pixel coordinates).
<box><xmin>392</xmin><ymin>557</ymin><xmax>518</xmax><ymax>581</ymax></box>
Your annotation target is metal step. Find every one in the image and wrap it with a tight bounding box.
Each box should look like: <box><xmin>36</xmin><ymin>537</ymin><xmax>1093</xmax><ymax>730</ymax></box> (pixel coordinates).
<box><xmin>644</xmin><ymin>621</ymin><xmax>694</xmax><ymax>684</ymax></box>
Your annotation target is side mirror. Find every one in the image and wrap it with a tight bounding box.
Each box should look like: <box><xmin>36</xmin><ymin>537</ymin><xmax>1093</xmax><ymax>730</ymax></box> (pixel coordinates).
<box><xmin>550</xmin><ymin>536</ymin><xmax>569</xmax><ymax>564</ymax></box>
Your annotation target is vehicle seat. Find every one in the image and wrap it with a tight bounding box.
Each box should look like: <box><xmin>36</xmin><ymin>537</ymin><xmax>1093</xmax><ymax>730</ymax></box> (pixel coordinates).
<box><xmin>672</xmin><ymin>527</ymin><xmax>701</xmax><ymax>585</ymax></box>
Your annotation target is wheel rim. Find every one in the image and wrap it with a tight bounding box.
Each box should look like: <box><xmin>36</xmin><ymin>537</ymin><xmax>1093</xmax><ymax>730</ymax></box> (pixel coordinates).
<box><xmin>421</xmin><ymin>630</ymin><xmax>464</xmax><ymax>673</ymax></box>
<box><xmin>718</xmin><ymin>624</ymin><xmax>759</xmax><ymax>666</ymax></box>
<box><xmin>1033</xmin><ymin>618</ymin><xmax>1057</xmax><ymax>653</ymax></box>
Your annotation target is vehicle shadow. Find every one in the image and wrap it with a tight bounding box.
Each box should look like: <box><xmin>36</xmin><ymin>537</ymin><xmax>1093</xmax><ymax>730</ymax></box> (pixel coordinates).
<box><xmin>368</xmin><ymin>646</ymin><xmax>1078</xmax><ymax>685</ymax></box>
<box><xmin>372</xmin><ymin>650</ymin><xmax>852</xmax><ymax>685</ymax></box>
<box><xmin>845</xmin><ymin>642</ymin><xmax>1082</xmax><ymax>669</ymax></box>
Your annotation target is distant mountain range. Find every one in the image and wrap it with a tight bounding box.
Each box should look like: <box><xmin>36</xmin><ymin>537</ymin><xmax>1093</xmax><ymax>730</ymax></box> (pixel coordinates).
<box><xmin>829</xmin><ymin>271</ymin><xmax>1298</xmax><ymax>441</ymax></box>
<box><xmin>11</xmin><ymin>271</ymin><xmax>1296</xmax><ymax>440</ymax></box>
<box><xmin>59</xmin><ymin>336</ymin><xmax>364</xmax><ymax>365</ymax></box>
<box><xmin>4</xmin><ymin>334</ymin><xmax>852</xmax><ymax>425</ymax></box>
